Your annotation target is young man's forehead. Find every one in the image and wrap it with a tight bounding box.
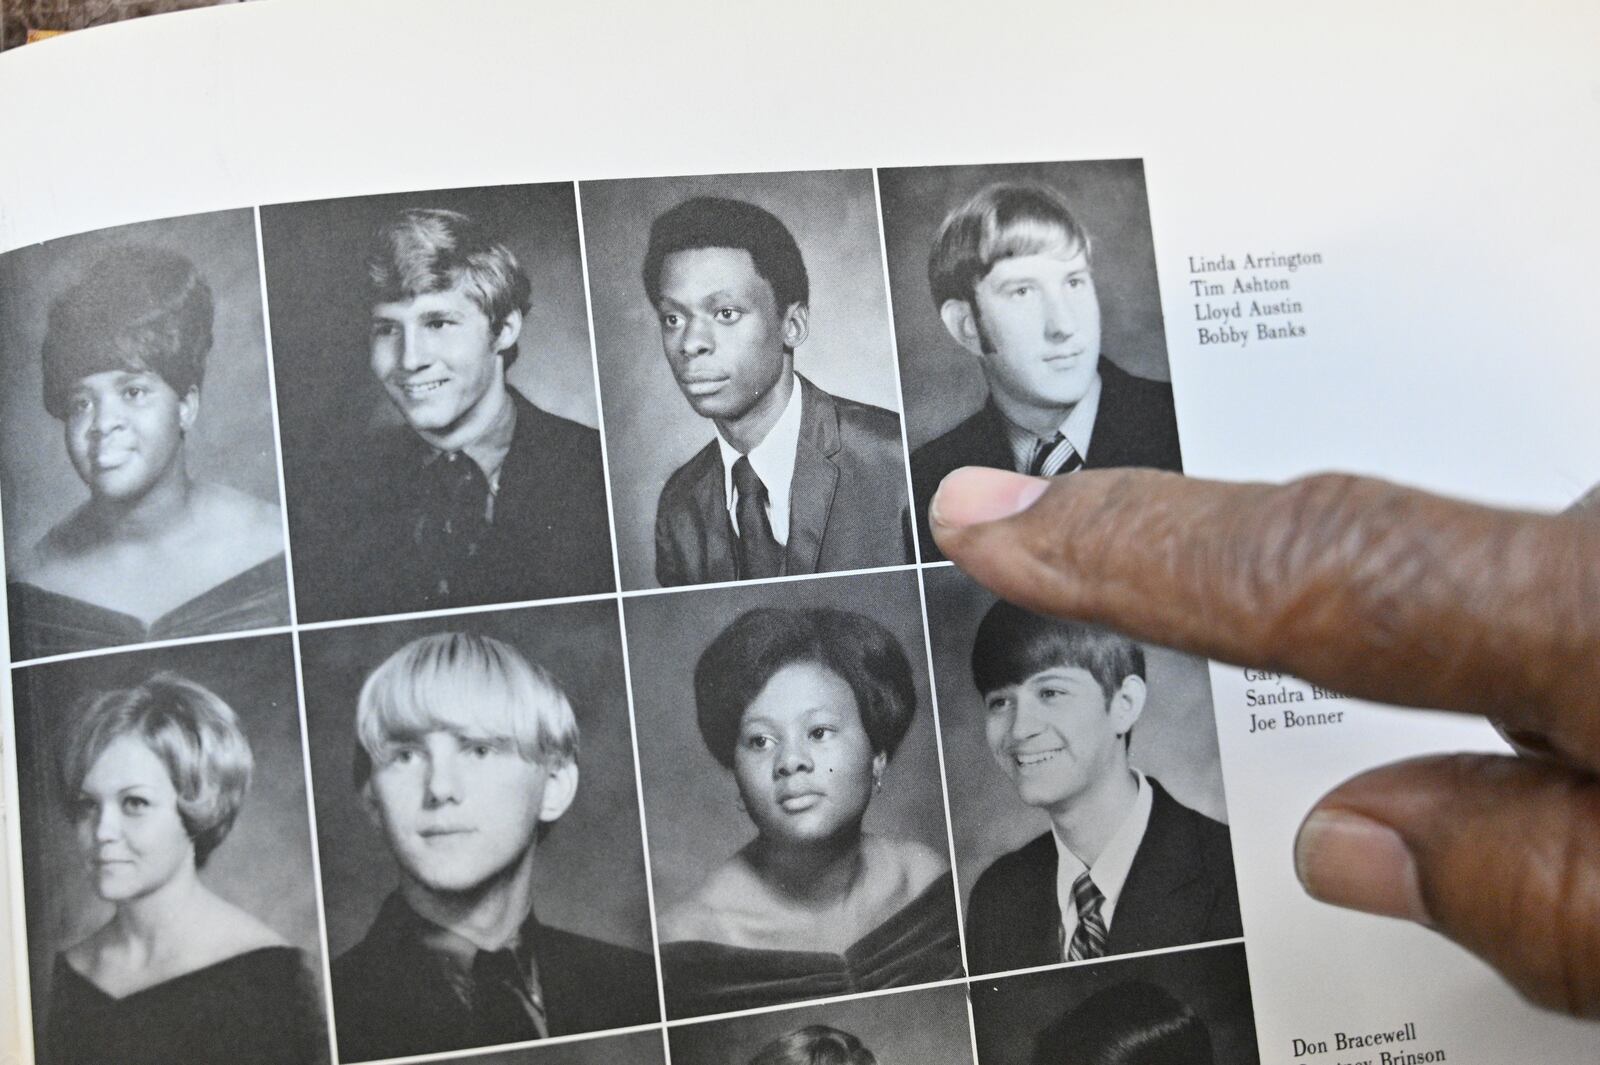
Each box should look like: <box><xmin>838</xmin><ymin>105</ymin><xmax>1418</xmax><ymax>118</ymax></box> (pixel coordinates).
<box><xmin>981</xmin><ymin>664</ymin><xmax>1101</xmax><ymax>697</ymax></box>
<box><xmin>370</xmin><ymin>279</ymin><xmax>486</xmax><ymax>316</ymax></box>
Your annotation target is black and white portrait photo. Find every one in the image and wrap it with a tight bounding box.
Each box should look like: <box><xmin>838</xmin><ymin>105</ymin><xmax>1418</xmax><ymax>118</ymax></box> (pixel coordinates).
<box><xmin>297</xmin><ymin>601</ymin><xmax>657</xmax><ymax>1062</ymax></box>
<box><xmin>877</xmin><ymin>159</ymin><xmax>1182</xmax><ymax>561</ymax></box>
<box><xmin>8</xmin><ymin>635</ymin><xmax>329</xmax><ymax>1065</ymax></box>
<box><xmin>259</xmin><ymin>183</ymin><xmax>614</xmax><ymax>623</ymax></box>
<box><xmin>922</xmin><ymin>566</ymin><xmax>1238</xmax><ymax>977</ymax></box>
<box><xmin>970</xmin><ymin>942</ymin><xmax>1258</xmax><ymax>1065</ymax></box>
<box><xmin>623</xmin><ymin>570</ymin><xmax>961</xmax><ymax>1019</ymax></box>
<box><xmin>0</xmin><ymin>210</ymin><xmax>290</xmax><ymax>661</ymax></box>
<box><xmin>580</xmin><ymin>169</ymin><xmax>912</xmax><ymax>590</ymax></box>
<box><xmin>667</xmin><ymin>983</ymin><xmax>974</xmax><ymax>1065</ymax></box>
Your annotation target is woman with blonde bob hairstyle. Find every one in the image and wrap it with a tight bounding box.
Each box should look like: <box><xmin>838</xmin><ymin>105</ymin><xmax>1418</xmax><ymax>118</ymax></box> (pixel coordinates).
<box><xmin>44</xmin><ymin>672</ymin><xmax>327</xmax><ymax>1065</ymax></box>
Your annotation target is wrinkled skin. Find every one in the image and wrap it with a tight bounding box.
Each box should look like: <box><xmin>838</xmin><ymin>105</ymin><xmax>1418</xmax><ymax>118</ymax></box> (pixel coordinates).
<box><xmin>932</xmin><ymin>466</ymin><xmax>1600</xmax><ymax>1018</ymax></box>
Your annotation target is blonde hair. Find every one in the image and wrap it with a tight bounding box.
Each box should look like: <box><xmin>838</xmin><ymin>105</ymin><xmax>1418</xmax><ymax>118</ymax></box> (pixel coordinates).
<box><xmin>60</xmin><ymin>672</ymin><xmax>253</xmax><ymax>868</ymax></box>
<box><xmin>353</xmin><ymin>632</ymin><xmax>578</xmax><ymax>787</ymax></box>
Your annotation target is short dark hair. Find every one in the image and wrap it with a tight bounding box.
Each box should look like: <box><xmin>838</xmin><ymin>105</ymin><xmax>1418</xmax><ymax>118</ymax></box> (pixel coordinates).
<box><xmin>928</xmin><ymin>181</ymin><xmax>1092</xmax><ymax>309</ymax></box>
<box><xmin>1031</xmin><ymin>980</ymin><xmax>1215</xmax><ymax>1065</ymax></box>
<box><xmin>42</xmin><ymin>245</ymin><xmax>214</xmax><ymax>420</ymax></box>
<box><xmin>750</xmin><ymin>1025</ymin><xmax>877</xmax><ymax>1065</ymax></box>
<box><xmin>971</xmin><ymin>601</ymin><xmax>1143</xmax><ymax>701</ymax></box>
<box><xmin>365</xmin><ymin>207</ymin><xmax>532</xmax><ymax>369</ymax></box>
<box><xmin>695</xmin><ymin>607</ymin><xmax>916</xmax><ymax>770</ymax></box>
<box><xmin>642</xmin><ymin>196</ymin><xmax>810</xmax><ymax>312</ymax></box>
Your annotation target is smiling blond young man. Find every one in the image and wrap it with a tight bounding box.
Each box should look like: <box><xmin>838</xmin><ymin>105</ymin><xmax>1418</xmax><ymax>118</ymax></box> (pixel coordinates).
<box><xmin>962</xmin><ymin>601</ymin><xmax>1240</xmax><ymax>976</ymax></box>
<box><xmin>330</xmin><ymin>631</ymin><xmax>656</xmax><ymax>1062</ymax></box>
<box><xmin>909</xmin><ymin>182</ymin><xmax>1182</xmax><ymax>561</ymax></box>
<box><xmin>643</xmin><ymin>196</ymin><xmax>912</xmax><ymax>587</ymax></box>
<box><xmin>319</xmin><ymin>207</ymin><xmax>613</xmax><ymax>619</ymax></box>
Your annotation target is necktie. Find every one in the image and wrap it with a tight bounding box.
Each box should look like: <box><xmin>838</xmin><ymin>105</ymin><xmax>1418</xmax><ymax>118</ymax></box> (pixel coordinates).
<box><xmin>1065</xmin><ymin>871</ymin><xmax>1109</xmax><ymax>961</ymax></box>
<box><xmin>470</xmin><ymin>947</ymin><xmax>547</xmax><ymax>1043</ymax></box>
<box><xmin>1028</xmin><ymin>432</ymin><xmax>1085</xmax><ymax>478</ymax></box>
<box><xmin>731</xmin><ymin>456</ymin><xmax>784</xmax><ymax>579</ymax></box>
<box><xmin>411</xmin><ymin>452</ymin><xmax>491</xmax><ymax>604</ymax></box>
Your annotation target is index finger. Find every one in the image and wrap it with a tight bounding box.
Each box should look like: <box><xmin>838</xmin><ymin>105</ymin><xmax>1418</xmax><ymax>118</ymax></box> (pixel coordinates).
<box><xmin>930</xmin><ymin>466</ymin><xmax>1600</xmax><ymax>769</ymax></box>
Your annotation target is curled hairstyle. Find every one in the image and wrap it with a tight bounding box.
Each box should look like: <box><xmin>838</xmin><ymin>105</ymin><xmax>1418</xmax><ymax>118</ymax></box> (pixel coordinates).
<box><xmin>59</xmin><ymin>672</ymin><xmax>253</xmax><ymax>868</ymax></box>
<box><xmin>928</xmin><ymin>181</ymin><xmax>1092</xmax><ymax>310</ymax></box>
<box><xmin>695</xmin><ymin>607</ymin><xmax>917</xmax><ymax>770</ymax></box>
<box><xmin>1031</xmin><ymin>980</ymin><xmax>1215</xmax><ymax>1065</ymax></box>
<box><xmin>750</xmin><ymin>1025</ymin><xmax>877</xmax><ymax>1065</ymax></box>
<box><xmin>642</xmin><ymin>196</ymin><xmax>810</xmax><ymax>313</ymax></box>
<box><xmin>971</xmin><ymin>602</ymin><xmax>1143</xmax><ymax>701</ymax></box>
<box><xmin>365</xmin><ymin>207</ymin><xmax>533</xmax><ymax>369</ymax></box>
<box><xmin>353</xmin><ymin>632</ymin><xmax>579</xmax><ymax>789</ymax></box>
<box><xmin>42</xmin><ymin>245</ymin><xmax>214</xmax><ymax>420</ymax></box>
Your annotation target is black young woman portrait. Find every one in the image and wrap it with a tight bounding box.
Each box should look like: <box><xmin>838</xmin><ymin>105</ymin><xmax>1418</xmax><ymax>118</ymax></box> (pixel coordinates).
<box><xmin>39</xmin><ymin>671</ymin><xmax>327</xmax><ymax>1065</ymax></box>
<box><xmin>2</xmin><ymin>222</ymin><xmax>289</xmax><ymax>660</ymax></box>
<box><xmin>644</xmin><ymin>598</ymin><xmax>963</xmax><ymax>1018</ymax></box>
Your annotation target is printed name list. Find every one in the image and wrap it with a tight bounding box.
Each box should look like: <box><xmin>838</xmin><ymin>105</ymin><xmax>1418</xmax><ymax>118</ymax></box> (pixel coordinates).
<box><xmin>1188</xmin><ymin>251</ymin><xmax>1321</xmax><ymax>349</ymax></box>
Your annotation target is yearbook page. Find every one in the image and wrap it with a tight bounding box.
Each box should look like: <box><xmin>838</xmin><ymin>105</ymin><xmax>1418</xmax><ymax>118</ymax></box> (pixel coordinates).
<box><xmin>0</xmin><ymin>2</ymin><xmax>1597</xmax><ymax>1064</ymax></box>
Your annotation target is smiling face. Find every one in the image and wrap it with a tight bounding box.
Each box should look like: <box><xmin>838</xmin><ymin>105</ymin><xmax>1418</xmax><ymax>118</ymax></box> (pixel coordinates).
<box><xmin>63</xmin><ymin>369</ymin><xmax>193</xmax><ymax>502</ymax></box>
<box><xmin>364</xmin><ymin>725</ymin><xmax>574</xmax><ymax>895</ymax></box>
<box><xmin>946</xmin><ymin>246</ymin><xmax>1102</xmax><ymax>431</ymax></box>
<box><xmin>73</xmin><ymin>734</ymin><xmax>195</xmax><ymax>903</ymax></box>
<box><xmin>655</xmin><ymin>247</ymin><xmax>804</xmax><ymax>426</ymax></box>
<box><xmin>732</xmin><ymin>661</ymin><xmax>884</xmax><ymax>848</ymax></box>
<box><xmin>983</xmin><ymin>666</ymin><xmax>1141</xmax><ymax>817</ymax></box>
<box><xmin>369</xmin><ymin>283</ymin><xmax>518</xmax><ymax>447</ymax></box>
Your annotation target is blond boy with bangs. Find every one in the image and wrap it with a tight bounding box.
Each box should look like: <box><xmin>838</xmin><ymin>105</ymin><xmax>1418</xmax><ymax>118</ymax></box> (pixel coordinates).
<box><xmin>330</xmin><ymin>632</ymin><xmax>656</xmax><ymax>1062</ymax></box>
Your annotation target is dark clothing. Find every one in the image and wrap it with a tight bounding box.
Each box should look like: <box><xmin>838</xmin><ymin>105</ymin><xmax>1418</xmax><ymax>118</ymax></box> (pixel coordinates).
<box><xmin>297</xmin><ymin>389</ymin><xmax>614</xmax><ymax>622</ymax></box>
<box><xmin>910</xmin><ymin>359</ymin><xmax>1183</xmax><ymax>561</ymax></box>
<box><xmin>42</xmin><ymin>947</ymin><xmax>327</xmax><ymax>1065</ymax></box>
<box><xmin>964</xmin><ymin>780</ymin><xmax>1242</xmax><ymax>976</ymax></box>
<box><xmin>331</xmin><ymin>892</ymin><xmax>658</xmax><ymax>1062</ymax></box>
<box><xmin>9</xmin><ymin>554</ymin><xmax>290</xmax><ymax>661</ymax></box>
<box><xmin>660</xmin><ymin>871</ymin><xmax>963</xmax><ymax>1019</ymax></box>
<box><xmin>654</xmin><ymin>375</ymin><xmax>913</xmax><ymax>588</ymax></box>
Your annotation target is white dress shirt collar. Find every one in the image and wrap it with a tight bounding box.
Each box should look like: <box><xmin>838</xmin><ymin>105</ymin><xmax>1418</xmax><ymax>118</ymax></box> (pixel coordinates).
<box><xmin>1000</xmin><ymin>370</ymin><xmax>1103</xmax><ymax>473</ymax></box>
<box><xmin>1052</xmin><ymin>767</ymin><xmax>1154</xmax><ymax>958</ymax></box>
<box><xmin>714</xmin><ymin>376</ymin><xmax>804</xmax><ymax>546</ymax></box>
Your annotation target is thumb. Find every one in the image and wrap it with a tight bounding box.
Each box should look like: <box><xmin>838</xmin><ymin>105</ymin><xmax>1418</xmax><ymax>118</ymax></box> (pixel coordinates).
<box><xmin>1295</xmin><ymin>753</ymin><xmax>1600</xmax><ymax>1016</ymax></box>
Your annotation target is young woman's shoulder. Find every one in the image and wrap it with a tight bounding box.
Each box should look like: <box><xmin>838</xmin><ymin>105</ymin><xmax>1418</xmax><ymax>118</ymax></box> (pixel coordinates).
<box><xmin>192</xmin><ymin>483</ymin><xmax>284</xmax><ymax>563</ymax></box>
<box><xmin>194</xmin><ymin>893</ymin><xmax>291</xmax><ymax>960</ymax></box>
<box><xmin>863</xmin><ymin>833</ymin><xmax>950</xmax><ymax>901</ymax></box>
<box><xmin>658</xmin><ymin>857</ymin><xmax>757</xmax><ymax>943</ymax></box>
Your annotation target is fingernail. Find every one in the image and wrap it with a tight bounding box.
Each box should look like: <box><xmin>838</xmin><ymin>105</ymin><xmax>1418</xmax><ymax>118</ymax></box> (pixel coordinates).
<box><xmin>1294</xmin><ymin>809</ymin><xmax>1431</xmax><ymax>925</ymax></box>
<box><xmin>929</xmin><ymin>467</ymin><xmax>1050</xmax><ymax>530</ymax></box>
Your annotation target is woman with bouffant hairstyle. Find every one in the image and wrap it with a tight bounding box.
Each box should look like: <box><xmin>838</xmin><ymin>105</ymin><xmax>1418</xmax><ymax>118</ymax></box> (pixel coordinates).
<box><xmin>8</xmin><ymin>245</ymin><xmax>287</xmax><ymax>660</ymax></box>
<box><xmin>659</xmin><ymin>607</ymin><xmax>961</xmax><ymax>1018</ymax></box>
<box><xmin>43</xmin><ymin>673</ymin><xmax>327</xmax><ymax>1065</ymax></box>
<box><xmin>1032</xmin><ymin>980</ymin><xmax>1215</xmax><ymax>1065</ymax></box>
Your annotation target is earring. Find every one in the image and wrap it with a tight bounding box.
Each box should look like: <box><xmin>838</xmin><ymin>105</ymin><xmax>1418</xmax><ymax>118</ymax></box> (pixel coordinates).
<box><xmin>872</xmin><ymin>772</ymin><xmax>884</xmax><ymax>794</ymax></box>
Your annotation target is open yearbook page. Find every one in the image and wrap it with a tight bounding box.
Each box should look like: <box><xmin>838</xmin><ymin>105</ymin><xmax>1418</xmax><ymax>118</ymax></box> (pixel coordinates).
<box><xmin>0</xmin><ymin>2</ymin><xmax>1596</xmax><ymax>1063</ymax></box>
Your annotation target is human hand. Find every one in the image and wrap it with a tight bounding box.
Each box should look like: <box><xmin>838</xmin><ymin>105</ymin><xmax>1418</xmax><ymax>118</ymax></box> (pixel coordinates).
<box><xmin>930</xmin><ymin>466</ymin><xmax>1600</xmax><ymax>1017</ymax></box>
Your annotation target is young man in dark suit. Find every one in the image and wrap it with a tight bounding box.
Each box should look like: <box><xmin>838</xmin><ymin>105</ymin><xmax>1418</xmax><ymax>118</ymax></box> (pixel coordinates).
<box><xmin>305</xmin><ymin>207</ymin><xmax>614</xmax><ymax>620</ymax></box>
<box><xmin>963</xmin><ymin>602</ymin><xmax>1240</xmax><ymax>976</ymax></box>
<box><xmin>644</xmin><ymin>196</ymin><xmax>912</xmax><ymax>587</ymax></box>
<box><xmin>331</xmin><ymin>632</ymin><xmax>657</xmax><ymax>1062</ymax></box>
<box><xmin>910</xmin><ymin>182</ymin><xmax>1182</xmax><ymax>561</ymax></box>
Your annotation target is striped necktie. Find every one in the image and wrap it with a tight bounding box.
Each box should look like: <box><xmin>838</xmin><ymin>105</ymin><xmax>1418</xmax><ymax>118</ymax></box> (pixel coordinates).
<box><xmin>1065</xmin><ymin>871</ymin><xmax>1109</xmax><ymax>961</ymax></box>
<box><xmin>1028</xmin><ymin>433</ymin><xmax>1085</xmax><ymax>478</ymax></box>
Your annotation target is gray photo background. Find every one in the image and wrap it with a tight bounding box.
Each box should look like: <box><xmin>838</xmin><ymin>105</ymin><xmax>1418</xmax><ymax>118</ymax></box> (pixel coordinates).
<box><xmin>298</xmin><ymin>598</ymin><xmax>654</xmax><ymax>958</ymax></box>
<box><xmin>0</xmin><ymin>208</ymin><xmax>283</xmax><ymax>575</ymax></box>
<box><xmin>622</xmin><ymin>569</ymin><xmax>954</xmax><ymax>916</ymax></box>
<box><xmin>970</xmin><ymin>942</ymin><xmax>1258</xmax><ymax>1065</ymax></box>
<box><xmin>463</xmin><ymin>1029</ymin><xmax>665</xmax><ymax>1065</ymax></box>
<box><xmin>921</xmin><ymin>565</ymin><xmax>1225</xmax><ymax>913</ymax></box>
<box><xmin>877</xmin><ymin>159</ymin><xmax>1169</xmax><ymax>450</ymax></box>
<box><xmin>580</xmin><ymin>169</ymin><xmax>906</xmax><ymax>590</ymax></box>
<box><xmin>9</xmin><ymin>635</ymin><xmax>323</xmax><ymax>1024</ymax></box>
<box><xmin>668</xmin><ymin>982</ymin><xmax>973</xmax><ymax>1065</ymax></box>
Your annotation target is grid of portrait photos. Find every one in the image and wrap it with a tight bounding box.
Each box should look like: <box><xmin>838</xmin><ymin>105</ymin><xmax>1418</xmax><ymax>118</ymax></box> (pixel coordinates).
<box><xmin>0</xmin><ymin>161</ymin><xmax>1260</xmax><ymax>1065</ymax></box>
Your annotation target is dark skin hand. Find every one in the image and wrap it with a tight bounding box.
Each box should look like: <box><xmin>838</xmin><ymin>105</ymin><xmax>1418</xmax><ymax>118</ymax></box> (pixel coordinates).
<box><xmin>930</xmin><ymin>465</ymin><xmax>1600</xmax><ymax>1018</ymax></box>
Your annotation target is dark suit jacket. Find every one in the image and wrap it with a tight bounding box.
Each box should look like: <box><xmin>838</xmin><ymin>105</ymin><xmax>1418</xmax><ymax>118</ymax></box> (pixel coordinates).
<box><xmin>964</xmin><ymin>779</ymin><xmax>1241</xmax><ymax>976</ymax></box>
<box><xmin>654</xmin><ymin>374</ymin><xmax>913</xmax><ymax>587</ymax></box>
<box><xmin>331</xmin><ymin>893</ymin><xmax>659</xmax><ymax>1062</ymax></box>
<box><xmin>300</xmin><ymin>388</ymin><xmax>615</xmax><ymax>621</ymax></box>
<box><xmin>909</xmin><ymin>358</ymin><xmax>1183</xmax><ymax>561</ymax></box>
